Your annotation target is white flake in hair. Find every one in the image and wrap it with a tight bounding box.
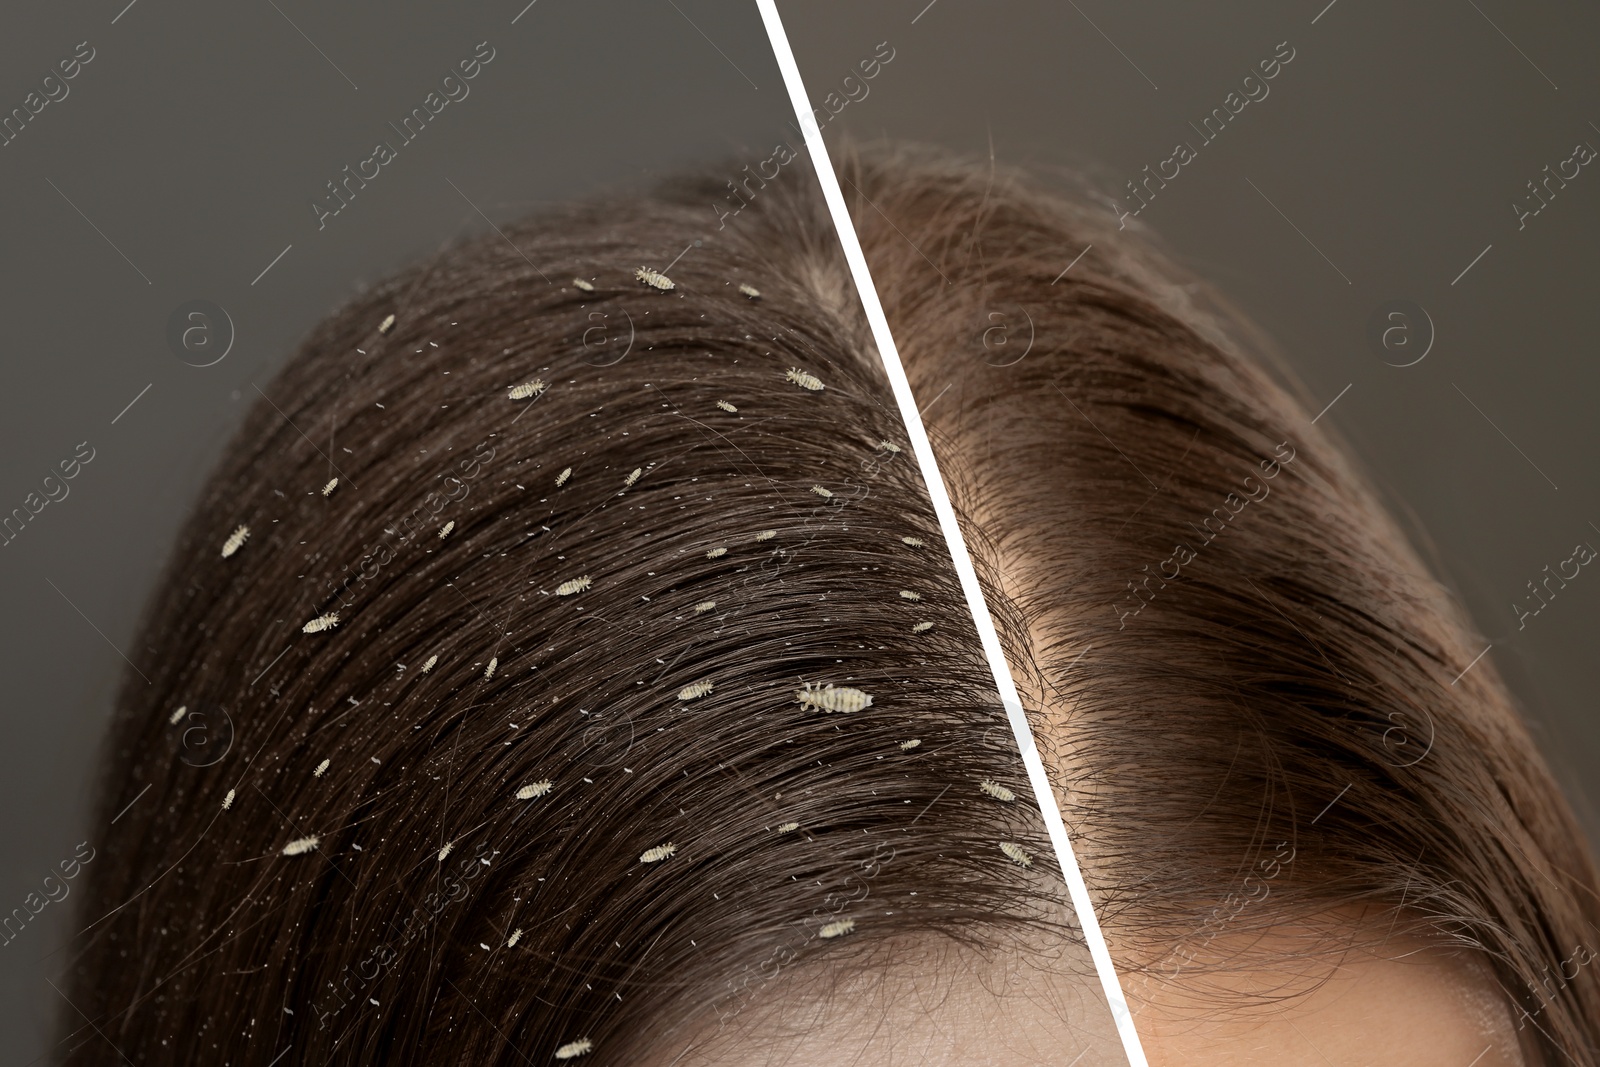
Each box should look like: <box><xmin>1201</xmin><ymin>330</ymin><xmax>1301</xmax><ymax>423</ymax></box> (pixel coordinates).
<box><xmin>715</xmin><ymin>399</ymin><xmax>738</xmax><ymax>413</ymax></box>
<box><xmin>677</xmin><ymin>679</ymin><xmax>714</xmax><ymax>701</ymax></box>
<box><xmin>507</xmin><ymin>928</ymin><xmax>524</xmax><ymax>947</ymax></box>
<box><xmin>979</xmin><ymin>779</ymin><xmax>1016</xmax><ymax>803</ymax></box>
<box><xmin>785</xmin><ymin>367</ymin><xmax>824</xmax><ymax>391</ymax></box>
<box><xmin>378</xmin><ymin>313</ymin><xmax>396</xmax><ymax>334</ymax></box>
<box><xmin>776</xmin><ymin>822</ymin><xmax>800</xmax><ymax>834</ymax></box>
<box><xmin>898</xmin><ymin>590</ymin><xmax>921</xmax><ymax>602</ymax></box>
<box><xmin>634</xmin><ymin>266</ymin><xmax>674</xmax><ymax>291</ymax></box>
<box><xmin>313</xmin><ymin>759</ymin><xmax>330</xmax><ymax>778</ymax></box>
<box><xmin>555</xmin><ymin>575</ymin><xmax>593</xmax><ymax>596</ymax></box>
<box><xmin>810</xmin><ymin>485</ymin><xmax>833</xmax><ymax>499</ymax></box>
<box><xmin>1000</xmin><ymin>842</ymin><xmax>1033</xmax><ymax>868</ymax></box>
<box><xmin>484</xmin><ymin>656</ymin><xmax>498</xmax><ymax>680</ymax></box>
<box><xmin>572</xmin><ymin>278</ymin><xmax>595</xmax><ymax>292</ymax></box>
<box><xmin>819</xmin><ymin>918</ymin><xmax>855</xmax><ymax>939</ymax></box>
<box><xmin>168</xmin><ymin>705</ymin><xmax>188</xmax><ymax>725</ymax></box>
<box><xmin>221</xmin><ymin>788</ymin><xmax>235</xmax><ymax>810</ymax></box>
<box><xmin>705</xmin><ymin>546</ymin><xmax>727</xmax><ymax>559</ymax></box>
<box><xmin>877</xmin><ymin>440</ymin><xmax>902</xmax><ymax>453</ymax></box>
<box><xmin>738</xmin><ymin>283</ymin><xmax>761</xmax><ymax>299</ymax></box>
<box><xmin>516</xmin><ymin>780</ymin><xmax>553</xmax><ymax>800</ymax></box>
<box><xmin>321</xmin><ymin>477</ymin><xmax>339</xmax><ymax>497</ymax></box>
<box><xmin>901</xmin><ymin>536</ymin><xmax>924</xmax><ymax>548</ymax></box>
<box><xmin>639</xmin><ymin>842</ymin><xmax>677</xmax><ymax>863</ymax></box>
<box><xmin>421</xmin><ymin>654</ymin><xmax>438</xmax><ymax>673</ymax></box>
<box><xmin>795</xmin><ymin>683</ymin><xmax>873</xmax><ymax>713</ymax></box>
<box><xmin>555</xmin><ymin>466</ymin><xmax>572</xmax><ymax>487</ymax></box>
<box><xmin>302</xmin><ymin>612</ymin><xmax>340</xmax><ymax>633</ymax></box>
<box><xmin>508</xmin><ymin>378</ymin><xmax>548</xmax><ymax>400</ymax></box>
<box><xmin>554</xmin><ymin>1037</ymin><xmax>594</xmax><ymax>1060</ymax></box>
<box><xmin>911</xmin><ymin>621</ymin><xmax>934</xmax><ymax>633</ymax></box>
<box><xmin>898</xmin><ymin>739</ymin><xmax>921</xmax><ymax>750</ymax></box>
<box><xmin>692</xmin><ymin>600</ymin><xmax>717</xmax><ymax>614</ymax></box>
<box><xmin>438</xmin><ymin>520</ymin><xmax>455</xmax><ymax>540</ymax></box>
<box><xmin>221</xmin><ymin>525</ymin><xmax>250</xmax><ymax>558</ymax></box>
<box><xmin>622</xmin><ymin>467</ymin><xmax>642</xmax><ymax>489</ymax></box>
<box><xmin>282</xmin><ymin>835</ymin><xmax>321</xmax><ymax>856</ymax></box>
<box><xmin>438</xmin><ymin>842</ymin><xmax>453</xmax><ymax>861</ymax></box>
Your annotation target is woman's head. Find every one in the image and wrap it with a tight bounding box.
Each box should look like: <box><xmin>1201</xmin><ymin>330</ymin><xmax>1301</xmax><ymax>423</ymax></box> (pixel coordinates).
<box><xmin>62</xmin><ymin>144</ymin><xmax>1599</xmax><ymax>1065</ymax></box>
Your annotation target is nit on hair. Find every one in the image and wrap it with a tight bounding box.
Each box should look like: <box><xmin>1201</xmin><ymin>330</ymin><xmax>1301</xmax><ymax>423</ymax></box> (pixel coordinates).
<box><xmin>634</xmin><ymin>266</ymin><xmax>674</xmax><ymax>291</ymax></box>
<box><xmin>785</xmin><ymin>367</ymin><xmax>825</xmax><ymax>392</ymax></box>
<box><xmin>302</xmin><ymin>612</ymin><xmax>340</xmax><ymax>633</ymax></box>
<box><xmin>221</xmin><ymin>525</ymin><xmax>250</xmax><ymax>558</ymax></box>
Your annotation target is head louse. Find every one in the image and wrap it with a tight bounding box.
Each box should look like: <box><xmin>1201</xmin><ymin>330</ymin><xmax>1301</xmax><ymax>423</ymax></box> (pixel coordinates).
<box><xmin>999</xmin><ymin>842</ymin><xmax>1033</xmax><ymax>868</ymax></box>
<box><xmin>516</xmin><ymin>780</ymin><xmax>553</xmax><ymax>801</ymax></box>
<box><xmin>911</xmin><ymin>621</ymin><xmax>935</xmax><ymax>633</ymax></box>
<box><xmin>438</xmin><ymin>520</ymin><xmax>455</xmax><ymax>540</ymax></box>
<box><xmin>677</xmin><ymin>679</ymin><xmax>714</xmax><ymax>701</ymax></box>
<box><xmin>877</xmin><ymin>440</ymin><xmax>902</xmax><ymax>453</ymax></box>
<box><xmin>313</xmin><ymin>758</ymin><xmax>330</xmax><ymax>778</ymax></box>
<box><xmin>634</xmin><ymin>266</ymin><xmax>674</xmax><ymax>291</ymax></box>
<box><xmin>572</xmin><ymin>278</ymin><xmax>595</xmax><ymax>292</ymax></box>
<box><xmin>692</xmin><ymin>600</ymin><xmax>717</xmax><ymax>614</ymax></box>
<box><xmin>785</xmin><ymin>367</ymin><xmax>825</xmax><ymax>392</ymax></box>
<box><xmin>378</xmin><ymin>313</ymin><xmax>396</xmax><ymax>335</ymax></box>
<box><xmin>979</xmin><ymin>779</ymin><xmax>1016</xmax><ymax>803</ymax></box>
<box><xmin>282</xmin><ymin>835</ymin><xmax>321</xmax><ymax>857</ymax></box>
<box><xmin>795</xmin><ymin>683</ymin><xmax>873</xmax><ymax>713</ymax></box>
<box><xmin>421</xmin><ymin>654</ymin><xmax>438</xmax><ymax>673</ymax></box>
<box><xmin>509</xmin><ymin>378</ymin><xmax>548</xmax><ymax>401</ymax></box>
<box><xmin>506</xmin><ymin>928</ymin><xmax>524</xmax><ymax>947</ymax></box>
<box><xmin>484</xmin><ymin>656</ymin><xmax>498</xmax><ymax>680</ymax></box>
<box><xmin>898</xmin><ymin>739</ymin><xmax>921</xmax><ymax>750</ymax></box>
<box><xmin>810</xmin><ymin>485</ymin><xmax>833</xmax><ymax>499</ymax></box>
<box><xmin>221</xmin><ymin>788</ymin><xmax>235</xmax><ymax>810</ymax></box>
<box><xmin>715</xmin><ymin>400</ymin><xmax>738</xmax><ymax>413</ymax></box>
<box><xmin>775</xmin><ymin>822</ymin><xmax>800</xmax><ymax>834</ymax></box>
<box><xmin>622</xmin><ymin>467</ymin><xmax>642</xmax><ymax>489</ymax></box>
<box><xmin>555</xmin><ymin>466</ymin><xmax>572</xmax><ymax>487</ymax></box>
<box><xmin>438</xmin><ymin>842</ymin><xmax>454</xmax><ymax>862</ymax></box>
<box><xmin>738</xmin><ymin>283</ymin><xmax>761</xmax><ymax>299</ymax></box>
<box><xmin>819</xmin><ymin>918</ymin><xmax>855</xmax><ymax>939</ymax></box>
<box><xmin>303</xmin><ymin>612</ymin><xmax>341</xmax><ymax>633</ymax></box>
<box><xmin>898</xmin><ymin>590</ymin><xmax>922</xmax><ymax>602</ymax></box>
<box><xmin>554</xmin><ymin>1038</ymin><xmax>594</xmax><ymax>1060</ymax></box>
<box><xmin>901</xmin><ymin>536</ymin><xmax>925</xmax><ymax>548</ymax></box>
<box><xmin>321</xmin><ymin>477</ymin><xmax>339</xmax><ymax>497</ymax></box>
<box><xmin>639</xmin><ymin>842</ymin><xmax>677</xmax><ymax>864</ymax></box>
<box><xmin>753</xmin><ymin>529</ymin><xmax>776</xmax><ymax>542</ymax></box>
<box><xmin>555</xmin><ymin>575</ymin><xmax>593</xmax><ymax>596</ymax></box>
<box><xmin>705</xmin><ymin>546</ymin><xmax>727</xmax><ymax>559</ymax></box>
<box><xmin>221</xmin><ymin>525</ymin><xmax>250</xmax><ymax>558</ymax></box>
<box><xmin>167</xmin><ymin>705</ymin><xmax>187</xmax><ymax>725</ymax></box>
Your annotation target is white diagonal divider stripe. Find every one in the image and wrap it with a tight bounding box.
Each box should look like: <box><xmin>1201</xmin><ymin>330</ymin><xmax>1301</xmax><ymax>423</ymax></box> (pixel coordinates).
<box><xmin>753</xmin><ymin>3</ymin><xmax>1150</xmax><ymax>1063</ymax></box>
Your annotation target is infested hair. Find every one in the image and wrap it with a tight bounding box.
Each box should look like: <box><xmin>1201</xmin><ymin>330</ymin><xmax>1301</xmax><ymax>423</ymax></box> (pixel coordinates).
<box><xmin>62</xmin><ymin>144</ymin><xmax>1599</xmax><ymax>1065</ymax></box>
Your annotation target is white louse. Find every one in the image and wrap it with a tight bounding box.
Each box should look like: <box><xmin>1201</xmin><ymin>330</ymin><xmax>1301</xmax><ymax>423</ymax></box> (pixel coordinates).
<box><xmin>572</xmin><ymin>278</ymin><xmax>595</xmax><ymax>292</ymax></box>
<box><xmin>506</xmin><ymin>928</ymin><xmax>524</xmax><ymax>947</ymax></box>
<box><xmin>554</xmin><ymin>1038</ymin><xmax>594</xmax><ymax>1060</ymax></box>
<box><xmin>677</xmin><ymin>679</ymin><xmax>714</xmax><ymax>701</ymax></box>
<box><xmin>639</xmin><ymin>842</ymin><xmax>677</xmax><ymax>864</ymax></box>
<box><xmin>221</xmin><ymin>788</ymin><xmax>235</xmax><ymax>810</ymax></box>
<box><xmin>979</xmin><ymin>779</ymin><xmax>1016</xmax><ymax>803</ymax></box>
<box><xmin>168</xmin><ymin>705</ymin><xmax>188</xmax><ymax>725</ymax></box>
<box><xmin>911</xmin><ymin>621</ymin><xmax>935</xmax><ymax>633</ymax></box>
<box><xmin>752</xmin><ymin>529</ymin><xmax>776</xmax><ymax>541</ymax></box>
<box><xmin>785</xmin><ymin>367</ymin><xmax>824</xmax><ymax>391</ymax></box>
<box><xmin>715</xmin><ymin>400</ymin><xmax>738</xmax><ymax>413</ymax></box>
<box><xmin>421</xmin><ymin>654</ymin><xmax>438</xmax><ymax>673</ymax></box>
<box><xmin>810</xmin><ymin>485</ymin><xmax>833</xmax><ymax>499</ymax></box>
<box><xmin>516</xmin><ymin>780</ymin><xmax>553</xmax><ymax>800</ymax></box>
<box><xmin>634</xmin><ymin>266</ymin><xmax>674</xmax><ymax>291</ymax></box>
<box><xmin>738</xmin><ymin>282</ymin><xmax>761</xmax><ymax>299</ymax></box>
<box><xmin>438</xmin><ymin>520</ymin><xmax>455</xmax><ymax>540</ymax></box>
<box><xmin>705</xmin><ymin>546</ymin><xmax>727</xmax><ymax>559</ymax></box>
<box><xmin>484</xmin><ymin>656</ymin><xmax>498</xmax><ymax>680</ymax></box>
<box><xmin>999</xmin><ymin>842</ymin><xmax>1033</xmax><ymax>868</ymax></box>
<box><xmin>321</xmin><ymin>477</ymin><xmax>339</xmax><ymax>497</ymax></box>
<box><xmin>555</xmin><ymin>466</ymin><xmax>572</xmax><ymax>487</ymax></box>
<box><xmin>898</xmin><ymin>739</ymin><xmax>921</xmax><ymax>751</ymax></box>
<box><xmin>622</xmin><ymin>467</ymin><xmax>642</xmax><ymax>488</ymax></box>
<box><xmin>819</xmin><ymin>918</ymin><xmax>855</xmax><ymax>939</ymax></box>
<box><xmin>776</xmin><ymin>822</ymin><xmax>800</xmax><ymax>834</ymax></box>
<box><xmin>898</xmin><ymin>590</ymin><xmax>922</xmax><ymax>602</ymax></box>
<box><xmin>221</xmin><ymin>525</ymin><xmax>250</xmax><ymax>558</ymax></box>
<box><xmin>313</xmin><ymin>759</ymin><xmax>330</xmax><ymax>778</ymax></box>
<box><xmin>282</xmin><ymin>835</ymin><xmax>321</xmax><ymax>856</ymax></box>
<box><xmin>508</xmin><ymin>378</ymin><xmax>548</xmax><ymax>400</ymax></box>
<box><xmin>795</xmin><ymin>683</ymin><xmax>874</xmax><ymax>713</ymax></box>
<box><xmin>303</xmin><ymin>612</ymin><xmax>340</xmax><ymax>633</ymax></box>
<box><xmin>877</xmin><ymin>440</ymin><xmax>902</xmax><ymax>453</ymax></box>
<box><xmin>378</xmin><ymin>313</ymin><xmax>396</xmax><ymax>334</ymax></box>
<box><xmin>900</xmin><ymin>536</ymin><xmax>925</xmax><ymax>548</ymax></box>
<box><xmin>438</xmin><ymin>842</ymin><xmax>454</xmax><ymax>862</ymax></box>
<box><xmin>692</xmin><ymin>600</ymin><xmax>717</xmax><ymax>614</ymax></box>
<box><xmin>555</xmin><ymin>575</ymin><xmax>593</xmax><ymax>596</ymax></box>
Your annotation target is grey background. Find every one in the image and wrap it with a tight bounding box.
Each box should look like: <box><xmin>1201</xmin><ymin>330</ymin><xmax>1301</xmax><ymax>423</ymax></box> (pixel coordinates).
<box><xmin>1</xmin><ymin>0</ymin><xmax>1595</xmax><ymax>1061</ymax></box>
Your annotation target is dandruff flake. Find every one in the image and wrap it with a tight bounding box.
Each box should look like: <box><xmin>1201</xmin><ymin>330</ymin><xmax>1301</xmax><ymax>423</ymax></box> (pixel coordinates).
<box><xmin>302</xmin><ymin>612</ymin><xmax>340</xmax><ymax>633</ymax></box>
<box><xmin>639</xmin><ymin>842</ymin><xmax>677</xmax><ymax>864</ymax></box>
<box><xmin>785</xmin><ymin>367</ymin><xmax>824</xmax><ymax>392</ymax></box>
<box><xmin>555</xmin><ymin>575</ymin><xmax>593</xmax><ymax>596</ymax></box>
<box><xmin>634</xmin><ymin>266</ymin><xmax>674</xmax><ymax>291</ymax></box>
<box><xmin>221</xmin><ymin>525</ymin><xmax>250</xmax><ymax>558</ymax></box>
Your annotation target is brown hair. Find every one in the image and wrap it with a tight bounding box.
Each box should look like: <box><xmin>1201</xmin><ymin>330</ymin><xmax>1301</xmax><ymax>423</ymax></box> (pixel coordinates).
<box><xmin>60</xmin><ymin>144</ymin><xmax>1600</xmax><ymax>1065</ymax></box>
